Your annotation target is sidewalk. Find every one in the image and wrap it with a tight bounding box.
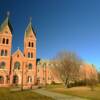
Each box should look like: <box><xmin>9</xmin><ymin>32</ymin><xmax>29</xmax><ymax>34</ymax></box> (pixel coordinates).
<box><xmin>33</xmin><ymin>89</ymin><xmax>89</xmax><ymax>100</ymax></box>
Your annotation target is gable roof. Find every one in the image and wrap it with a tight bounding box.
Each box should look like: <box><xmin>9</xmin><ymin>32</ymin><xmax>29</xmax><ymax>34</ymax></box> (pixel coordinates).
<box><xmin>24</xmin><ymin>19</ymin><xmax>36</xmax><ymax>38</ymax></box>
<box><xmin>0</xmin><ymin>14</ymin><xmax>13</xmax><ymax>33</ymax></box>
<box><xmin>12</xmin><ymin>48</ymin><xmax>24</xmax><ymax>57</ymax></box>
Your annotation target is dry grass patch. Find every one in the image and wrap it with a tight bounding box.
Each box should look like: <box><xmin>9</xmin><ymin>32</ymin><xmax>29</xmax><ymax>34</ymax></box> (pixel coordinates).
<box><xmin>0</xmin><ymin>88</ymin><xmax>54</xmax><ymax>100</ymax></box>
<box><xmin>47</xmin><ymin>85</ymin><xmax>100</xmax><ymax>100</ymax></box>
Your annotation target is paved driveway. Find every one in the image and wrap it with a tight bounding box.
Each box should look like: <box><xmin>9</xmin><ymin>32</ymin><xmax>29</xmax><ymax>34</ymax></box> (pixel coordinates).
<box><xmin>33</xmin><ymin>89</ymin><xmax>89</xmax><ymax>100</ymax></box>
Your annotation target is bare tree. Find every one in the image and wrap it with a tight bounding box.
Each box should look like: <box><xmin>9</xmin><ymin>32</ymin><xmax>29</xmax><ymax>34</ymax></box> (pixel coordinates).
<box><xmin>87</xmin><ymin>64</ymin><xmax>98</xmax><ymax>91</ymax></box>
<box><xmin>51</xmin><ymin>51</ymin><xmax>82</xmax><ymax>88</ymax></box>
<box><xmin>98</xmin><ymin>71</ymin><xmax>100</xmax><ymax>83</ymax></box>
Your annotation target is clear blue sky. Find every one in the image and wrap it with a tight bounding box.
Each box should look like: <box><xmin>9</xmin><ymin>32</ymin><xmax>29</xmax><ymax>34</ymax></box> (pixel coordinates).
<box><xmin>0</xmin><ymin>0</ymin><xmax>100</xmax><ymax>70</ymax></box>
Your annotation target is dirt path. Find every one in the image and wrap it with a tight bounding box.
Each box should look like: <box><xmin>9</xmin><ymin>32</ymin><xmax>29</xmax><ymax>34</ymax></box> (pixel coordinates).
<box><xmin>33</xmin><ymin>89</ymin><xmax>89</xmax><ymax>100</ymax></box>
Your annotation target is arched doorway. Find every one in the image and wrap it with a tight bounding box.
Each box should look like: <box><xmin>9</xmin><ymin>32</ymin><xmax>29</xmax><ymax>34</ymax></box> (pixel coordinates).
<box><xmin>0</xmin><ymin>76</ymin><xmax>4</xmax><ymax>84</ymax></box>
<box><xmin>27</xmin><ymin>76</ymin><xmax>32</xmax><ymax>83</ymax></box>
<box><xmin>13</xmin><ymin>75</ymin><xmax>18</xmax><ymax>85</ymax></box>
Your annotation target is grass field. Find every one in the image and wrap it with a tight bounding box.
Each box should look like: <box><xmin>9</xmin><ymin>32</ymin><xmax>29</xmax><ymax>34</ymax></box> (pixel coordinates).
<box><xmin>46</xmin><ymin>84</ymin><xmax>100</xmax><ymax>100</ymax></box>
<box><xmin>0</xmin><ymin>88</ymin><xmax>53</xmax><ymax>100</ymax></box>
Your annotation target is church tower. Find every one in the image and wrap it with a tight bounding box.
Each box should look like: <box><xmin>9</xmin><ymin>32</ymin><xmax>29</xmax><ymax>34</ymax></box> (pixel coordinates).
<box><xmin>0</xmin><ymin>12</ymin><xmax>12</xmax><ymax>86</ymax></box>
<box><xmin>24</xmin><ymin>18</ymin><xmax>37</xmax><ymax>85</ymax></box>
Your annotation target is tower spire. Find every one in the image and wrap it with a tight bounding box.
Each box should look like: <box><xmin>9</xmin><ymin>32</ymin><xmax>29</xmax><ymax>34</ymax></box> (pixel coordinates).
<box><xmin>24</xmin><ymin>17</ymin><xmax>36</xmax><ymax>38</ymax></box>
<box><xmin>0</xmin><ymin>11</ymin><xmax>12</xmax><ymax>32</ymax></box>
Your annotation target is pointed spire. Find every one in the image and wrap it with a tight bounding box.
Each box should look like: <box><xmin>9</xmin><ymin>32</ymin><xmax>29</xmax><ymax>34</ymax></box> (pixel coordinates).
<box><xmin>24</xmin><ymin>17</ymin><xmax>36</xmax><ymax>38</ymax></box>
<box><xmin>0</xmin><ymin>11</ymin><xmax>13</xmax><ymax>32</ymax></box>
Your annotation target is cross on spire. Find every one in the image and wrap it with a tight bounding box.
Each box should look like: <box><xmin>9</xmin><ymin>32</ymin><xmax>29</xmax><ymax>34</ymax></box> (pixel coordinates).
<box><xmin>7</xmin><ymin>11</ymin><xmax>10</xmax><ymax>17</ymax></box>
<box><xmin>29</xmin><ymin>17</ymin><xmax>32</xmax><ymax>23</ymax></box>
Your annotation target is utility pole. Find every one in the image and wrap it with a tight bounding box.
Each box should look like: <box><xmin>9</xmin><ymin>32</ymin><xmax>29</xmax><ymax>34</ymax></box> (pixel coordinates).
<box><xmin>44</xmin><ymin>62</ymin><xmax>46</xmax><ymax>86</ymax></box>
<box><xmin>43</xmin><ymin>62</ymin><xmax>46</xmax><ymax>86</ymax></box>
<box><xmin>21</xmin><ymin>62</ymin><xmax>24</xmax><ymax>91</ymax></box>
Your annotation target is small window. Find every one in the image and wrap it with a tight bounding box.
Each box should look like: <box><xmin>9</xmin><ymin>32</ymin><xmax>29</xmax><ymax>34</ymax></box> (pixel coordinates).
<box><xmin>6</xmin><ymin>39</ymin><xmax>9</xmax><ymax>44</ymax></box>
<box><xmin>6</xmin><ymin>75</ymin><xmax>9</xmax><ymax>83</ymax></box>
<box><xmin>17</xmin><ymin>54</ymin><xmax>19</xmax><ymax>58</ymax></box>
<box><xmin>28</xmin><ymin>42</ymin><xmax>30</xmax><ymax>47</ymax></box>
<box><xmin>31</xmin><ymin>53</ymin><xmax>33</xmax><ymax>58</ymax></box>
<box><xmin>0</xmin><ymin>76</ymin><xmax>4</xmax><ymax>84</ymax></box>
<box><xmin>32</xmin><ymin>42</ymin><xmax>34</xmax><ymax>47</ymax></box>
<box><xmin>28</xmin><ymin>63</ymin><xmax>32</xmax><ymax>69</ymax></box>
<box><xmin>2</xmin><ymin>38</ymin><xmax>5</xmax><ymax>44</ymax></box>
<box><xmin>1</xmin><ymin>50</ymin><xmax>4</xmax><ymax>56</ymax></box>
<box><xmin>27</xmin><ymin>76</ymin><xmax>32</xmax><ymax>83</ymax></box>
<box><xmin>14</xmin><ymin>62</ymin><xmax>20</xmax><ymax>69</ymax></box>
<box><xmin>5</xmin><ymin>50</ymin><xmax>7</xmax><ymax>56</ymax></box>
<box><xmin>0</xmin><ymin>62</ymin><xmax>6</xmax><ymax>69</ymax></box>
<box><xmin>28</xmin><ymin>52</ymin><xmax>30</xmax><ymax>58</ymax></box>
<box><xmin>13</xmin><ymin>75</ymin><xmax>18</xmax><ymax>84</ymax></box>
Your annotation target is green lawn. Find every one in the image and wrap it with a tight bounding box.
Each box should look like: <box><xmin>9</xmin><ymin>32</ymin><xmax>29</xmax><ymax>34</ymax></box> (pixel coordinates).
<box><xmin>46</xmin><ymin>84</ymin><xmax>100</xmax><ymax>100</ymax></box>
<box><xmin>0</xmin><ymin>88</ymin><xmax>53</xmax><ymax>100</ymax></box>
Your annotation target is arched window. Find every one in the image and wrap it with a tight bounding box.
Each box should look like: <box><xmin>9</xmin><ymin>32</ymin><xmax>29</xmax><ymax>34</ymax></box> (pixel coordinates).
<box><xmin>5</xmin><ymin>50</ymin><xmax>7</xmax><ymax>56</ymax></box>
<box><xmin>28</xmin><ymin>42</ymin><xmax>30</xmax><ymax>47</ymax></box>
<box><xmin>0</xmin><ymin>62</ymin><xmax>6</xmax><ymax>69</ymax></box>
<box><xmin>28</xmin><ymin>52</ymin><xmax>30</xmax><ymax>58</ymax></box>
<box><xmin>14</xmin><ymin>62</ymin><xmax>20</xmax><ymax>69</ymax></box>
<box><xmin>2</xmin><ymin>38</ymin><xmax>5</xmax><ymax>44</ymax></box>
<box><xmin>0</xmin><ymin>76</ymin><xmax>4</xmax><ymax>84</ymax></box>
<box><xmin>27</xmin><ymin>76</ymin><xmax>32</xmax><ymax>83</ymax></box>
<box><xmin>32</xmin><ymin>42</ymin><xmax>34</xmax><ymax>47</ymax></box>
<box><xmin>1</xmin><ymin>50</ymin><xmax>4</xmax><ymax>56</ymax></box>
<box><xmin>31</xmin><ymin>53</ymin><xmax>33</xmax><ymax>58</ymax></box>
<box><xmin>28</xmin><ymin>63</ymin><xmax>32</xmax><ymax>69</ymax></box>
<box><xmin>6</xmin><ymin>39</ymin><xmax>9</xmax><ymax>44</ymax></box>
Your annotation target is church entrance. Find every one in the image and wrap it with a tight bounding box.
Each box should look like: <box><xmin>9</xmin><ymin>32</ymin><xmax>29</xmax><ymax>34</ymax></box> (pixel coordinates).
<box><xmin>13</xmin><ymin>75</ymin><xmax>18</xmax><ymax>85</ymax></box>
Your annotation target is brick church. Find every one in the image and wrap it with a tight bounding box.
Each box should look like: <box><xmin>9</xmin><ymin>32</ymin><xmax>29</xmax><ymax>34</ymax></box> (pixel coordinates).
<box><xmin>0</xmin><ymin>13</ymin><xmax>61</xmax><ymax>87</ymax></box>
<box><xmin>0</xmin><ymin>13</ymin><xmax>37</xmax><ymax>87</ymax></box>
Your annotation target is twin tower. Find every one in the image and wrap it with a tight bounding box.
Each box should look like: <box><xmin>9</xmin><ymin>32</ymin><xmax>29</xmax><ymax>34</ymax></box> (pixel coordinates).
<box><xmin>0</xmin><ymin>13</ymin><xmax>37</xmax><ymax>87</ymax></box>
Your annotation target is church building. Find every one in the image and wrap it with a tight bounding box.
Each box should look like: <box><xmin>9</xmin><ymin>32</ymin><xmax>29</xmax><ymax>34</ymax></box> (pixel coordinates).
<box><xmin>0</xmin><ymin>13</ymin><xmax>37</xmax><ymax>87</ymax></box>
